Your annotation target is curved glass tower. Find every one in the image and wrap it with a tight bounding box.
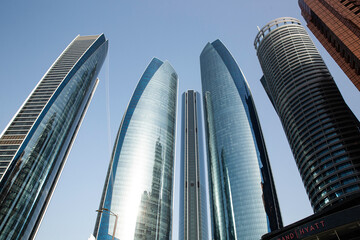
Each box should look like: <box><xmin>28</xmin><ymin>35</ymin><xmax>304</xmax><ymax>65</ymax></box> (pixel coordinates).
<box><xmin>255</xmin><ymin>18</ymin><xmax>360</xmax><ymax>212</ymax></box>
<box><xmin>179</xmin><ymin>90</ymin><xmax>209</xmax><ymax>240</ymax></box>
<box><xmin>0</xmin><ymin>34</ymin><xmax>108</xmax><ymax>239</ymax></box>
<box><xmin>200</xmin><ymin>40</ymin><xmax>282</xmax><ymax>240</ymax></box>
<box><xmin>94</xmin><ymin>58</ymin><xmax>178</xmax><ymax>240</ymax></box>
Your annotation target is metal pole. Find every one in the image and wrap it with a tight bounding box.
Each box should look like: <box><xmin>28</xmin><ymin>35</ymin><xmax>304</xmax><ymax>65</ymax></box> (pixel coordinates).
<box><xmin>112</xmin><ymin>214</ymin><xmax>118</xmax><ymax>240</ymax></box>
<box><xmin>334</xmin><ymin>230</ymin><xmax>340</xmax><ymax>240</ymax></box>
<box><xmin>96</xmin><ymin>208</ymin><xmax>118</xmax><ymax>240</ymax></box>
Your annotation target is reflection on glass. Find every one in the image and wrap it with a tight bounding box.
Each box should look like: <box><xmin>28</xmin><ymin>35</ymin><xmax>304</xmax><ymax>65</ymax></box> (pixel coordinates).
<box><xmin>134</xmin><ymin>138</ymin><xmax>170</xmax><ymax>239</ymax></box>
<box><xmin>200</xmin><ymin>39</ymin><xmax>283</xmax><ymax>240</ymax></box>
<box><xmin>94</xmin><ymin>58</ymin><xmax>178</xmax><ymax>240</ymax></box>
<box><xmin>0</xmin><ymin>35</ymin><xmax>108</xmax><ymax>239</ymax></box>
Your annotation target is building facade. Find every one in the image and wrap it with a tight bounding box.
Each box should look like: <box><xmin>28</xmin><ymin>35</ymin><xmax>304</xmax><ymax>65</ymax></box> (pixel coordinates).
<box><xmin>261</xmin><ymin>196</ymin><xmax>360</xmax><ymax>240</ymax></box>
<box><xmin>0</xmin><ymin>34</ymin><xmax>108</xmax><ymax>239</ymax></box>
<box><xmin>255</xmin><ymin>17</ymin><xmax>360</xmax><ymax>212</ymax></box>
<box><xmin>299</xmin><ymin>0</ymin><xmax>360</xmax><ymax>91</ymax></box>
<box><xmin>93</xmin><ymin>58</ymin><xmax>178</xmax><ymax>240</ymax></box>
<box><xmin>200</xmin><ymin>39</ymin><xmax>282</xmax><ymax>240</ymax></box>
<box><xmin>179</xmin><ymin>90</ymin><xmax>208</xmax><ymax>240</ymax></box>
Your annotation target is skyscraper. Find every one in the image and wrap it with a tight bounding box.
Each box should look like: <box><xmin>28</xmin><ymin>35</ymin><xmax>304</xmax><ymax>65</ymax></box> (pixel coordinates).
<box><xmin>179</xmin><ymin>90</ymin><xmax>208</xmax><ymax>240</ymax></box>
<box><xmin>93</xmin><ymin>58</ymin><xmax>178</xmax><ymax>240</ymax></box>
<box><xmin>200</xmin><ymin>39</ymin><xmax>282</xmax><ymax>240</ymax></box>
<box><xmin>299</xmin><ymin>0</ymin><xmax>360</xmax><ymax>90</ymax></box>
<box><xmin>0</xmin><ymin>34</ymin><xmax>108</xmax><ymax>239</ymax></box>
<box><xmin>255</xmin><ymin>17</ymin><xmax>360</xmax><ymax>212</ymax></box>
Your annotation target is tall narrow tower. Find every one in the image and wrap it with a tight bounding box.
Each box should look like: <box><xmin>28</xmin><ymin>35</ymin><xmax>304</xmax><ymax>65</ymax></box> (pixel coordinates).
<box><xmin>299</xmin><ymin>0</ymin><xmax>360</xmax><ymax>91</ymax></box>
<box><xmin>179</xmin><ymin>90</ymin><xmax>208</xmax><ymax>240</ymax></box>
<box><xmin>93</xmin><ymin>58</ymin><xmax>178</xmax><ymax>240</ymax></box>
<box><xmin>0</xmin><ymin>34</ymin><xmax>108</xmax><ymax>239</ymax></box>
<box><xmin>200</xmin><ymin>39</ymin><xmax>282</xmax><ymax>240</ymax></box>
<box><xmin>255</xmin><ymin>17</ymin><xmax>360</xmax><ymax>212</ymax></box>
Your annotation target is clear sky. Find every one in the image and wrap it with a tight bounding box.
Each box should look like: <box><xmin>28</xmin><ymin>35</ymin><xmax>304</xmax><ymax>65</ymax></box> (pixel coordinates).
<box><xmin>0</xmin><ymin>1</ymin><xmax>359</xmax><ymax>240</ymax></box>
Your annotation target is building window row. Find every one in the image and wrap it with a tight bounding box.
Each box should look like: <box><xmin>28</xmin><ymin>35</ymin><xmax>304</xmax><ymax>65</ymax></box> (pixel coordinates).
<box><xmin>309</xmin><ymin>167</ymin><xmax>357</xmax><ymax>204</ymax></box>
<box><xmin>0</xmin><ymin>145</ymin><xmax>19</xmax><ymax>150</ymax></box>
<box><xmin>292</xmin><ymin>107</ymin><xmax>356</xmax><ymax>154</ymax></box>
<box><xmin>303</xmin><ymin>149</ymin><xmax>348</xmax><ymax>188</ymax></box>
<box><xmin>316</xmin><ymin>184</ymin><xmax>360</xmax><ymax>210</ymax></box>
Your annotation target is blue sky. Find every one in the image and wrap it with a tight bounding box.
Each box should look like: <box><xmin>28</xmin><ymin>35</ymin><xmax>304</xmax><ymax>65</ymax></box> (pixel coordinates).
<box><xmin>0</xmin><ymin>1</ymin><xmax>359</xmax><ymax>239</ymax></box>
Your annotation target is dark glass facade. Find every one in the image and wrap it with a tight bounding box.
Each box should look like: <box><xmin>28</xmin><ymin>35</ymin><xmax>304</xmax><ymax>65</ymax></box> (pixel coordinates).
<box><xmin>200</xmin><ymin>39</ymin><xmax>282</xmax><ymax>239</ymax></box>
<box><xmin>0</xmin><ymin>35</ymin><xmax>108</xmax><ymax>239</ymax></box>
<box><xmin>179</xmin><ymin>90</ymin><xmax>209</xmax><ymax>240</ymax></box>
<box><xmin>93</xmin><ymin>58</ymin><xmax>178</xmax><ymax>240</ymax></box>
<box><xmin>255</xmin><ymin>17</ymin><xmax>360</xmax><ymax>212</ymax></box>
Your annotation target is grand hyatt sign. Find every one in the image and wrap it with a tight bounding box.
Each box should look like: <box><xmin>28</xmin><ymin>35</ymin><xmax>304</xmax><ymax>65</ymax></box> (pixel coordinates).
<box><xmin>267</xmin><ymin>204</ymin><xmax>360</xmax><ymax>240</ymax></box>
<box><xmin>275</xmin><ymin>220</ymin><xmax>326</xmax><ymax>240</ymax></box>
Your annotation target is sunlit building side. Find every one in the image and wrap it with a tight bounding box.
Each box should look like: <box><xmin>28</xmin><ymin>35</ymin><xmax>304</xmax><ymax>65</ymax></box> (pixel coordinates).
<box><xmin>299</xmin><ymin>0</ymin><xmax>360</xmax><ymax>90</ymax></box>
<box><xmin>93</xmin><ymin>58</ymin><xmax>178</xmax><ymax>240</ymax></box>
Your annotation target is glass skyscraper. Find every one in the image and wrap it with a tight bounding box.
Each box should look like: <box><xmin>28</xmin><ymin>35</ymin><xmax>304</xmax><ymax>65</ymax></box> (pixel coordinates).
<box><xmin>255</xmin><ymin>17</ymin><xmax>360</xmax><ymax>212</ymax></box>
<box><xmin>0</xmin><ymin>34</ymin><xmax>108</xmax><ymax>239</ymax></box>
<box><xmin>93</xmin><ymin>58</ymin><xmax>178</xmax><ymax>240</ymax></box>
<box><xmin>200</xmin><ymin>39</ymin><xmax>282</xmax><ymax>240</ymax></box>
<box><xmin>179</xmin><ymin>90</ymin><xmax>208</xmax><ymax>240</ymax></box>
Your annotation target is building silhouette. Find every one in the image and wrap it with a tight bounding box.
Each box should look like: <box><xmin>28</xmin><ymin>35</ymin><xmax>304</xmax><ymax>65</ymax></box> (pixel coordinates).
<box><xmin>0</xmin><ymin>34</ymin><xmax>108</xmax><ymax>239</ymax></box>
<box><xmin>179</xmin><ymin>90</ymin><xmax>209</xmax><ymax>240</ymax></box>
<box><xmin>299</xmin><ymin>0</ymin><xmax>360</xmax><ymax>90</ymax></box>
<box><xmin>255</xmin><ymin>17</ymin><xmax>360</xmax><ymax>213</ymax></box>
<box><xmin>93</xmin><ymin>58</ymin><xmax>178</xmax><ymax>240</ymax></box>
<box><xmin>200</xmin><ymin>39</ymin><xmax>282</xmax><ymax>240</ymax></box>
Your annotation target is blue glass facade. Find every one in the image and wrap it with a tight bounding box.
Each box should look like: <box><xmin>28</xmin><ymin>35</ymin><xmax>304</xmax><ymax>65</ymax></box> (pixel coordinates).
<box><xmin>0</xmin><ymin>35</ymin><xmax>108</xmax><ymax>239</ymax></box>
<box><xmin>94</xmin><ymin>58</ymin><xmax>178</xmax><ymax>240</ymax></box>
<box><xmin>200</xmin><ymin>40</ymin><xmax>282</xmax><ymax>239</ymax></box>
<box><xmin>179</xmin><ymin>90</ymin><xmax>209</xmax><ymax>240</ymax></box>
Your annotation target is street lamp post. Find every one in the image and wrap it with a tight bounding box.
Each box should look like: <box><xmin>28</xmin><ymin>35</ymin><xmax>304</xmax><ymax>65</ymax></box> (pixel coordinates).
<box><xmin>96</xmin><ymin>208</ymin><xmax>118</xmax><ymax>240</ymax></box>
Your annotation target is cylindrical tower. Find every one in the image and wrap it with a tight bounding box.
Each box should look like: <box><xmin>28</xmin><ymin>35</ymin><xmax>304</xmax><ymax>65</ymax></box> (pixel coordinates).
<box><xmin>255</xmin><ymin>17</ymin><xmax>360</xmax><ymax>212</ymax></box>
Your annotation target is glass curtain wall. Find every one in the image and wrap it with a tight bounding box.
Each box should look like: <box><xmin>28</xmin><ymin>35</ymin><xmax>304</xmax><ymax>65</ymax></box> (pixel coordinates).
<box><xmin>0</xmin><ymin>35</ymin><xmax>108</xmax><ymax>240</ymax></box>
<box><xmin>94</xmin><ymin>58</ymin><xmax>178</xmax><ymax>240</ymax></box>
<box><xmin>200</xmin><ymin>39</ymin><xmax>282</xmax><ymax>240</ymax></box>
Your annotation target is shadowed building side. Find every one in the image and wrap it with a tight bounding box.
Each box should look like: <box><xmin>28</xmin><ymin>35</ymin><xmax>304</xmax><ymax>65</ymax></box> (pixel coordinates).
<box><xmin>179</xmin><ymin>90</ymin><xmax>209</xmax><ymax>240</ymax></box>
<box><xmin>255</xmin><ymin>17</ymin><xmax>360</xmax><ymax>212</ymax></box>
